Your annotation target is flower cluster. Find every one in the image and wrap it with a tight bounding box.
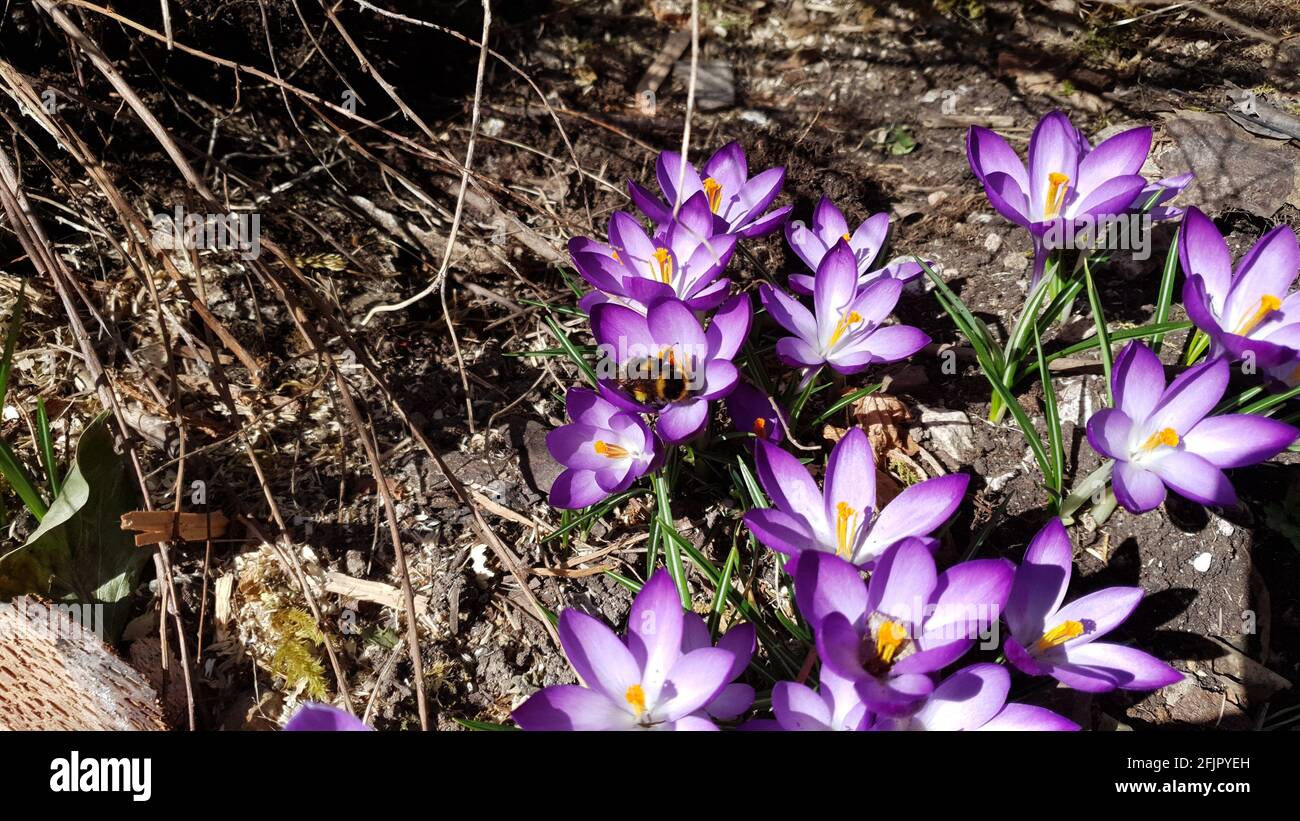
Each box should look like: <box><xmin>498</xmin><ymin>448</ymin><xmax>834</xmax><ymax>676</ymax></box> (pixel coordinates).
<box><xmin>512</xmin><ymin>518</ymin><xmax>1173</xmax><ymax>731</ymax></box>
<box><xmin>549</xmin><ymin>141</ymin><xmax>924</xmax><ymax>507</ymax></box>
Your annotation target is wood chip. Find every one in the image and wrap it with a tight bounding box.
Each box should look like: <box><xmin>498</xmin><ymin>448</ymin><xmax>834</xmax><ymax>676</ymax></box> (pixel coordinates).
<box><xmin>322</xmin><ymin>571</ymin><xmax>430</xmax><ymax>614</ymax></box>
<box><xmin>120</xmin><ymin>509</ymin><xmax>229</xmax><ymax>546</ymax></box>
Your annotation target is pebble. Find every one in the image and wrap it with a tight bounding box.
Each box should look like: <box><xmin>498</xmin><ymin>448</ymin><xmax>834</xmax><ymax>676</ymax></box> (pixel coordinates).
<box><xmin>984</xmin><ymin>233</ymin><xmax>1002</xmax><ymax>254</ymax></box>
<box><xmin>1191</xmin><ymin>552</ymin><xmax>1213</xmax><ymax>573</ymax></box>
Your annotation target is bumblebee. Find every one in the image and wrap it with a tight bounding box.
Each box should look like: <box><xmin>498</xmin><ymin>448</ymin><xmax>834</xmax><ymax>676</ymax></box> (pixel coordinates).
<box><xmin>616</xmin><ymin>352</ymin><xmax>696</xmax><ymax>407</ymax></box>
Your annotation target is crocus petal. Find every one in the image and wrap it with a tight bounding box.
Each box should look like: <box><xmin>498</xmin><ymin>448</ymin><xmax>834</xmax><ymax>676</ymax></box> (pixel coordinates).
<box><xmin>1076</xmin><ymin>127</ymin><xmax>1151</xmax><ymax>195</ymax></box>
<box><xmin>1085</xmin><ymin>407</ymin><xmax>1134</xmax><ymax>461</ymax></box>
<box><xmin>822</xmin><ymin>427</ymin><xmax>877</xmax><ymax>539</ymax></box>
<box><xmin>857</xmin><ymin>672</ymin><xmax>934</xmax><ymax>716</ymax></box>
<box><xmin>1005</xmin><ymin>519</ymin><xmax>1073</xmax><ymax>644</ymax></box>
<box><xmin>627</xmin><ymin>180</ymin><xmax>672</xmax><ymax>226</ymax></box>
<box><xmin>924</xmin><ymin>558</ymin><xmax>1014</xmax><ymax>640</ymax></box>
<box><xmin>656</xmin><ymin>398</ymin><xmax>709</xmax><ymax>444</ymax></box>
<box><xmin>1147</xmin><ymin>356</ymin><xmax>1227</xmax><ymax>434</ymax></box>
<box><xmin>1112</xmin><ymin>341</ymin><xmax>1165</xmax><ymax>422</ymax></box>
<box><xmin>549</xmin><ymin>469</ymin><xmax>612</xmax><ymax>509</ymax></box>
<box><xmin>1182</xmin><ymin>414</ymin><xmax>1298</xmax><ymax>468</ymax></box>
<box><xmin>980</xmin><ymin>703</ymin><xmax>1080</xmax><ymax>731</ymax></box>
<box><xmin>812</xmin><ymin>196</ymin><xmax>850</xmax><ymax>242</ymax></box>
<box><xmin>1051</xmin><ymin>586</ymin><xmax>1144</xmax><ymax>647</ymax></box>
<box><xmin>1223</xmin><ymin>224</ymin><xmax>1300</xmax><ymax>334</ymax></box>
<box><xmin>590</xmin><ymin>303</ymin><xmax>654</xmax><ymax>360</ymax></box>
<box><xmin>705</xmin><ymin>683</ymin><xmax>755</xmax><ymax>721</ymax></box>
<box><xmin>786</xmin><ymin>219</ymin><xmax>829</xmax><ymax>272</ymax></box>
<box><xmin>738</xmin><ymin>205</ymin><xmax>792</xmax><ymax>238</ymax></box>
<box><xmin>567</xmin><ymin>387</ymin><xmax>620</xmax><ymax>429</ymax></box>
<box><xmin>835</xmin><ymin>324</ymin><xmax>930</xmax><ymax>367</ymax></box>
<box><xmin>910</xmin><ymin>663</ymin><xmax>1009</xmax><ymax>731</ymax></box>
<box><xmin>1058</xmin><ymin>642</ymin><xmax>1182</xmax><ymax>691</ymax></box>
<box><xmin>760</xmin><ymin>283</ymin><xmax>817</xmax><ymax>340</ymax></box>
<box><xmin>699</xmin><ymin>359</ymin><xmax>740</xmax><ymax>400</ymax></box>
<box><xmin>867</xmin><ymin>539</ymin><xmax>937</xmax><ymax>623</ymax></box>
<box><xmin>1179</xmin><ymin>207</ymin><xmax>1232</xmax><ymax>311</ymax></box>
<box><xmin>284</xmin><ymin>703</ymin><xmax>370</xmax><ymax>731</ymax></box>
<box><xmin>701</xmin><ymin>140</ymin><xmax>746</xmax><ymax>191</ymax></box>
<box><xmin>1183</xmin><ymin>274</ymin><xmax>1224</xmax><ymax>339</ymax></box>
<box><xmin>795</xmin><ymin>550</ymin><xmax>869</xmax><ymax>629</ymax></box>
<box><xmin>1028</xmin><ymin>112</ymin><xmax>1082</xmax><ymax>219</ymax></box>
<box><xmin>966</xmin><ymin>125</ymin><xmax>1029</xmax><ymax>190</ymax></box>
<box><xmin>813</xmin><ymin>242</ymin><xmax>860</xmax><ymax>336</ymax></box>
<box><xmin>716</xmin><ymin>623</ymin><xmax>757</xmax><ymax>680</ymax></box>
<box><xmin>862</xmin><ymin>474</ymin><xmax>968</xmax><ymax>559</ymax></box>
<box><xmin>1068</xmin><ymin>174</ymin><xmax>1148</xmax><ymax>221</ymax></box>
<box><xmin>775</xmin><ymin>337</ymin><xmax>825</xmax><ymax>368</ymax></box>
<box><xmin>752</xmin><ymin>439</ymin><xmax>826</xmax><ymax>531</ymax></box>
<box><xmin>546</xmin><ymin>423</ymin><xmax>606</xmax><ymax>470</ymax></box>
<box><xmin>626</xmin><ymin>570</ymin><xmax>685</xmax><ymax>705</ymax></box>
<box><xmin>512</xmin><ymin>685</ymin><xmax>636</xmax><ymax>731</ymax></box>
<box><xmin>1146</xmin><ymin>450</ymin><xmax>1237</xmax><ymax>507</ymax></box>
<box><xmin>771</xmin><ymin>681</ymin><xmax>833</xmax><ymax>731</ymax></box>
<box><xmin>734</xmin><ymin>167</ymin><xmax>785</xmax><ymax>224</ymax></box>
<box><xmin>849</xmin><ymin>212</ymin><xmax>891</xmax><ymax>270</ymax></box>
<box><xmin>816</xmin><ymin>612</ymin><xmax>867</xmax><ymax>680</ymax></box>
<box><xmin>1112</xmin><ymin>460</ymin><xmax>1167</xmax><ymax>513</ymax></box>
<box><xmin>706</xmin><ymin>292</ymin><xmax>753</xmax><ymax>361</ymax></box>
<box><xmin>656</xmin><ymin>151</ymin><xmax>703</xmax><ymax>209</ymax></box>
<box><xmin>558</xmin><ymin>609</ymin><xmax>642</xmax><ymax>704</ymax></box>
<box><xmin>666</xmin><ymin>715</ymin><xmax>721</xmax><ymax>731</ymax></box>
<box><xmin>648</xmin><ymin>297</ymin><xmax>706</xmax><ymax>354</ymax></box>
<box><xmin>979</xmin><ymin>171</ymin><xmax>1032</xmax><ymax>227</ymax></box>
<box><xmin>655</xmin><ymin>647</ymin><xmax>738</xmax><ymax>721</ymax></box>
<box><xmin>744</xmin><ymin>507</ymin><xmax>819</xmax><ymax>557</ymax></box>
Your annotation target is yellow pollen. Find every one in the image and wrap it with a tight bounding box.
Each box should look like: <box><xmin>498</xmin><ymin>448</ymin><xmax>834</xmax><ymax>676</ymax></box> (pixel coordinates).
<box><xmin>1044</xmin><ymin>172</ymin><xmax>1070</xmax><ymax>219</ymax></box>
<box><xmin>828</xmin><ymin>310</ymin><xmax>863</xmax><ymax>347</ymax></box>
<box><xmin>753</xmin><ymin>418</ymin><xmax>768</xmax><ymax>437</ymax></box>
<box><xmin>841</xmin><ymin>232</ymin><xmax>852</xmax><ymax>243</ymax></box>
<box><xmin>651</xmin><ymin>247</ymin><xmax>673</xmax><ymax>284</ymax></box>
<box><xmin>1233</xmin><ymin>294</ymin><xmax>1282</xmax><ymax>337</ymax></box>
<box><xmin>875</xmin><ymin>620</ymin><xmax>908</xmax><ymax>665</ymax></box>
<box><xmin>625</xmin><ymin>683</ymin><xmax>646</xmax><ymax>717</ymax></box>
<box><xmin>1139</xmin><ymin>427</ymin><xmax>1180</xmax><ymax>452</ymax></box>
<box><xmin>1033</xmin><ymin>620</ymin><xmax>1085</xmax><ymax>652</ymax></box>
<box><xmin>834</xmin><ymin>501</ymin><xmax>860</xmax><ymax>560</ymax></box>
<box><xmin>611</xmin><ymin>249</ymin><xmax>621</xmax><ymax>263</ymax></box>
<box><xmin>594</xmin><ymin>440</ymin><xmax>630</xmax><ymax>459</ymax></box>
<box><xmin>703</xmin><ymin>177</ymin><xmax>723</xmax><ymax>213</ymax></box>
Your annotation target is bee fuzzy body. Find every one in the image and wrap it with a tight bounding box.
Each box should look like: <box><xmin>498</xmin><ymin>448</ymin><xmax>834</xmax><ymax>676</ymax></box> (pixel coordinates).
<box><xmin>616</xmin><ymin>356</ymin><xmax>694</xmax><ymax>407</ymax></box>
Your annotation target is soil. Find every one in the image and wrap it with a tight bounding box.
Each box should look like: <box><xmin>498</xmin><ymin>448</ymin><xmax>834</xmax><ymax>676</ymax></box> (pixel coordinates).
<box><xmin>1</xmin><ymin>0</ymin><xmax>1298</xmax><ymax>730</ymax></box>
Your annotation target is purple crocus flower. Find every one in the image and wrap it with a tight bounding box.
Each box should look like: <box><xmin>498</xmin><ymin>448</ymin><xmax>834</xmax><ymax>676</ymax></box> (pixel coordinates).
<box><xmin>743</xmin><ymin>427</ymin><xmax>968</xmax><ymax>569</ymax></box>
<box><xmin>512</xmin><ymin>570</ymin><xmax>746</xmax><ymax>731</ymax></box>
<box><xmin>570</xmin><ymin>191</ymin><xmax>737</xmax><ymax>314</ymax></box>
<box><xmin>1180</xmin><ymin>206</ymin><xmax>1300</xmax><ymax>371</ymax></box>
<box><xmin>591</xmin><ymin>294</ymin><xmax>751</xmax><ymax>444</ymax></box>
<box><xmin>784</xmin><ymin>198</ymin><xmax>923</xmax><ymax>296</ymax></box>
<box><xmin>876</xmin><ymin>663</ymin><xmax>1079</xmax><ymax>731</ymax></box>
<box><xmin>628</xmin><ymin>141</ymin><xmax>792</xmax><ymax>238</ymax></box>
<box><xmin>746</xmin><ymin>667</ymin><xmax>872</xmax><ymax>731</ymax></box>
<box><xmin>1085</xmin><ymin>342</ymin><xmax>1298</xmax><ymax>513</ymax></box>
<box><xmin>759</xmin><ymin>242</ymin><xmax>930</xmax><ymax>376</ymax></box>
<box><xmin>284</xmin><ymin>703</ymin><xmax>371</xmax><ymax>731</ymax></box>
<box><xmin>546</xmin><ymin>387</ymin><xmax>660</xmax><ymax>509</ymax></box>
<box><xmin>796</xmin><ymin>545</ymin><xmax>1013</xmax><ymax>715</ymax></box>
<box><xmin>724</xmin><ymin>381</ymin><xmax>785</xmax><ymax>444</ymax></box>
<box><xmin>1004</xmin><ymin>519</ymin><xmax>1182</xmax><ymax>693</ymax></box>
<box><xmin>966</xmin><ymin>111</ymin><xmax>1189</xmax><ymax>284</ymax></box>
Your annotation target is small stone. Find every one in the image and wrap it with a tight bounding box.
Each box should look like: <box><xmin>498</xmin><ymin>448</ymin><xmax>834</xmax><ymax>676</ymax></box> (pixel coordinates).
<box><xmin>1191</xmin><ymin>552</ymin><xmax>1213</xmax><ymax>572</ymax></box>
<box><xmin>927</xmin><ymin>190</ymin><xmax>948</xmax><ymax>206</ymax></box>
<box><xmin>984</xmin><ymin>233</ymin><xmax>1003</xmax><ymax>254</ymax></box>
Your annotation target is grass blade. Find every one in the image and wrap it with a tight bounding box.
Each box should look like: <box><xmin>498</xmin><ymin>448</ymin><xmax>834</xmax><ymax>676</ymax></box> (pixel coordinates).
<box><xmin>1081</xmin><ymin>256</ymin><xmax>1114</xmax><ymax>402</ymax></box>
<box><xmin>542</xmin><ymin>314</ymin><xmax>598</xmax><ymax>386</ymax></box>
<box><xmin>35</xmin><ymin>398</ymin><xmax>59</xmax><ymax>497</ymax></box>
<box><xmin>1150</xmin><ymin>227</ymin><xmax>1181</xmax><ymax>354</ymax></box>
<box><xmin>1035</xmin><ymin>325</ymin><xmax>1064</xmax><ymax>502</ymax></box>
